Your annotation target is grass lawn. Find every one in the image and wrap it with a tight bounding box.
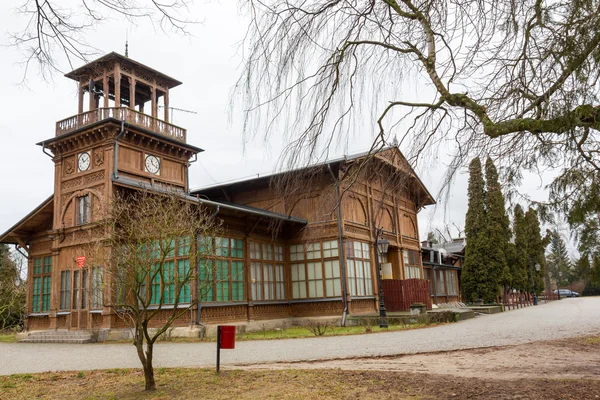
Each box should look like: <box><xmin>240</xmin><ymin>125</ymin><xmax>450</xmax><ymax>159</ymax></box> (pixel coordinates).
<box><xmin>0</xmin><ymin>333</ymin><xmax>16</xmax><ymax>343</ymax></box>
<box><xmin>218</xmin><ymin>322</ymin><xmax>437</xmax><ymax>341</ymax></box>
<box><xmin>1</xmin><ymin>367</ymin><xmax>596</xmax><ymax>399</ymax></box>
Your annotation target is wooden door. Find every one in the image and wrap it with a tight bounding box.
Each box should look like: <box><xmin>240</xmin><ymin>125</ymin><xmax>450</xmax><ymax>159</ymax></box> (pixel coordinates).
<box><xmin>72</xmin><ymin>269</ymin><xmax>90</xmax><ymax>329</ymax></box>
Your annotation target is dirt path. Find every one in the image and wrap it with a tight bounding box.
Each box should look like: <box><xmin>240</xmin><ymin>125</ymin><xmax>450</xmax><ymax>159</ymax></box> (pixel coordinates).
<box><xmin>237</xmin><ymin>335</ymin><xmax>600</xmax><ymax>382</ymax></box>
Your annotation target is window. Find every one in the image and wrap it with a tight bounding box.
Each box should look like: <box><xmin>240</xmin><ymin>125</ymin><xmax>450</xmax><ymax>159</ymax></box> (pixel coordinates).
<box><xmin>435</xmin><ymin>269</ymin><xmax>446</xmax><ymax>295</ymax></box>
<box><xmin>446</xmin><ymin>270</ymin><xmax>458</xmax><ymax>295</ymax></box>
<box><xmin>346</xmin><ymin>240</ymin><xmax>373</xmax><ymax>296</ymax></box>
<box><xmin>291</xmin><ymin>240</ymin><xmax>341</xmax><ymax>299</ymax></box>
<box><xmin>250</xmin><ymin>242</ymin><xmax>285</xmax><ymax>301</ymax></box>
<box><xmin>72</xmin><ymin>268</ymin><xmax>89</xmax><ymax>309</ymax></box>
<box><xmin>60</xmin><ymin>271</ymin><xmax>71</xmax><ymax>310</ymax></box>
<box><xmin>32</xmin><ymin>256</ymin><xmax>52</xmax><ymax>313</ymax></box>
<box><xmin>145</xmin><ymin>237</ymin><xmax>192</xmax><ymax>306</ymax></box>
<box><xmin>403</xmin><ymin>249</ymin><xmax>422</xmax><ymax>279</ymax></box>
<box><xmin>198</xmin><ymin>237</ymin><xmax>245</xmax><ymax>302</ymax></box>
<box><xmin>91</xmin><ymin>267</ymin><xmax>103</xmax><ymax>309</ymax></box>
<box><xmin>77</xmin><ymin>195</ymin><xmax>89</xmax><ymax>225</ymax></box>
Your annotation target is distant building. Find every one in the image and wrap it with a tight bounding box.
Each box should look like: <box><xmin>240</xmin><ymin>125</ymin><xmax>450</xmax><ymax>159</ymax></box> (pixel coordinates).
<box><xmin>421</xmin><ymin>238</ymin><xmax>465</xmax><ymax>304</ymax></box>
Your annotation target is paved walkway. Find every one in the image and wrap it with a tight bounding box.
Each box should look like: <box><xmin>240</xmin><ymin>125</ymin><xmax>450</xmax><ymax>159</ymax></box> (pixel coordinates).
<box><xmin>1</xmin><ymin>297</ymin><xmax>599</xmax><ymax>375</ymax></box>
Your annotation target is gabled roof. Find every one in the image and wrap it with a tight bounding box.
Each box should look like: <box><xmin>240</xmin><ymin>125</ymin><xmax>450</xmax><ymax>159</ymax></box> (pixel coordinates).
<box><xmin>0</xmin><ymin>196</ymin><xmax>53</xmax><ymax>245</ymax></box>
<box><xmin>65</xmin><ymin>52</ymin><xmax>182</xmax><ymax>88</ymax></box>
<box><xmin>192</xmin><ymin>146</ymin><xmax>435</xmax><ymax>207</ymax></box>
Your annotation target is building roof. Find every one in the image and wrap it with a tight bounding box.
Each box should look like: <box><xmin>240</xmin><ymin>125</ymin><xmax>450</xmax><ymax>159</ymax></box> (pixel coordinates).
<box><xmin>0</xmin><ymin>196</ymin><xmax>53</xmax><ymax>245</ymax></box>
<box><xmin>112</xmin><ymin>176</ymin><xmax>308</xmax><ymax>225</ymax></box>
<box><xmin>192</xmin><ymin>147</ymin><xmax>436</xmax><ymax>207</ymax></box>
<box><xmin>65</xmin><ymin>52</ymin><xmax>182</xmax><ymax>88</ymax></box>
<box><xmin>433</xmin><ymin>239</ymin><xmax>466</xmax><ymax>255</ymax></box>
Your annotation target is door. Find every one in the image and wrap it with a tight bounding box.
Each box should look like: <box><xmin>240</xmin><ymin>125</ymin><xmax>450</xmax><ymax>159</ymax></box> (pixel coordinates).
<box><xmin>71</xmin><ymin>269</ymin><xmax>90</xmax><ymax>329</ymax></box>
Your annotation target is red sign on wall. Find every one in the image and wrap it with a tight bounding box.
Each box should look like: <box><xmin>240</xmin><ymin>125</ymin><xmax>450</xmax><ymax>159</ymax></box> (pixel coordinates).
<box><xmin>75</xmin><ymin>256</ymin><xmax>86</xmax><ymax>268</ymax></box>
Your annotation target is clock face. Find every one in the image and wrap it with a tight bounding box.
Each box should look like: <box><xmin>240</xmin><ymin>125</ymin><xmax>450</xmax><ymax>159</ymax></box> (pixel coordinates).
<box><xmin>145</xmin><ymin>155</ymin><xmax>160</xmax><ymax>175</ymax></box>
<box><xmin>78</xmin><ymin>152</ymin><xmax>91</xmax><ymax>172</ymax></box>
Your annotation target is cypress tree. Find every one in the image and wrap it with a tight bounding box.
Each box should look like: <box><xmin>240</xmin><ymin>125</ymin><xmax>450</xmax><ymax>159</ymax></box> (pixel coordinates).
<box><xmin>462</xmin><ymin>158</ymin><xmax>489</xmax><ymax>302</ymax></box>
<box><xmin>510</xmin><ymin>205</ymin><xmax>529</xmax><ymax>292</ymax></box>
<box><xmin>484</xmin><ymin>158</ymin><xmax>510</xmax><ymax>294</ymax></box>
<box><xmin>525</xmin><ymin>208</ymin><xmax>546</xmax><ymax>292</ymax></box>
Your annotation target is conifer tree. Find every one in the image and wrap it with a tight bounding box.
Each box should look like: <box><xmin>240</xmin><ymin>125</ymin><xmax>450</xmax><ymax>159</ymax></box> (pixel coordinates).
<box><xmin>510</xmin><ymin>205</ymin><xmax>529</xmax><ymax>292</ymax></box>
<box><xmin>484</xmin><ymin>158</ymin><xmax>511</xmax><ymax>292</ymax></box>
<box><xmin>525</xmin><ymin>208</ymin><xmax>546</xmax><ymax>292</ymax></box>
<box><xmin>547</xmin><ymin>230</ymin><xmax>571</xmax><ymax>288</ymax></box>
<box><xmin>462</xmin><ymin>158</ymin><xmax>490</xmax><ymax>302</ymax></box>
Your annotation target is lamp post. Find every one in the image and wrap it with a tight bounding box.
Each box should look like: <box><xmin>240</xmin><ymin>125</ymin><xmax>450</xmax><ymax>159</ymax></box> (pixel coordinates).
<box><xmin>375</xmin><ymin>229</ymin><xmax>389</xmax><ymax>328</ymax></box>
<box><xmin>556</xmin><ymin>271</ymin><xmax>562</xmax><ymax>300</ymax></box>
<box><xmin>530</xmin><ymin>263</ymin><xmax>541</xmax><ymax>305</ymax></box>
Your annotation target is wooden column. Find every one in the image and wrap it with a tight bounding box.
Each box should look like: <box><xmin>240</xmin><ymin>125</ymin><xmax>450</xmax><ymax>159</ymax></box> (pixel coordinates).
<box><xmin>78</xmin><ymin>84</ymin><xmax>84</xmax><ymax>114</ymax></box>
<box><xmin>88</xmin><ymin>80</ymin><xmax>96</xmax><ymax>111</ymax></box>
<box><xmin>103</xmin><ymin>72</ymin><xmax>109</xmax><ymax>108</ymax></box>
<box><xmin>164</xmin><ymin>90</ymin><xmax>170</xmax><ymax>122</ymax></box>
<box><xmin>150</xmin><ymin>84</ymin><xmax>157</xmax><ymax>131</ymax></box>
<box><xmin>150</xmin><ymin>85</ymin><xmax>157</xmax><ymax>118</ymax></box>
<box><xmin>129</xmin><ymin>76</ymin><xmax>136</xmax><ymax>110</ymax></box>
<box><xmin>114</xmin><ymin>64</ymin><xmax>121</xmax><ymax>108</ymax></box>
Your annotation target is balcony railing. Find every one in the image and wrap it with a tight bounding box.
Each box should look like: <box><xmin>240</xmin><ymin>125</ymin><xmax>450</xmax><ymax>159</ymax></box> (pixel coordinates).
<box><xmin>55</xmin><ymin>107</ymin><xmax>186</xmax><ymax>142</ymax></box>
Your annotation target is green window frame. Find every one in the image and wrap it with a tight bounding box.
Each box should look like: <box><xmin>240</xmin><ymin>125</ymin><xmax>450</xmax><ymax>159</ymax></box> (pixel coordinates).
<box><xmin>32</xmin><ymin>256</ymin><xmax>52</xmax><ymax>312</ymax></box>
<box><xmin>198</xmin><ymin>237</ymin><xmax>245</xmax><ymax>302</ymax></box>
<box><xmin>32</xmin><ymin>277</ymin><xmax>41</xmax><ymax>313</ymax></box>
<box><xmin>143</xmin><ymin>237</ymin><xmax>191</xmax><ymax>306</ymax></box>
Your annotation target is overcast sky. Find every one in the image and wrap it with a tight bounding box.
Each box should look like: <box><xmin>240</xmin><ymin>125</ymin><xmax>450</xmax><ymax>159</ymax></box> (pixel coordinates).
<box><xmin>0</xmin><ymin>1</ymin><xmax>558</xmax><ymax>245</ymax></box>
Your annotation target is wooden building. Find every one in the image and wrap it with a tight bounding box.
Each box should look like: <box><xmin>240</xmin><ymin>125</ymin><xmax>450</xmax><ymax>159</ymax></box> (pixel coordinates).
<box><xmin>421</xmin><ymin>239</ymin><xmax>465</xmax><ymax>304</ymax></box>
<box><xmin>0</xmin><ymin>53</ymin><xmax>435</xmax><ymax>333</ymax></box>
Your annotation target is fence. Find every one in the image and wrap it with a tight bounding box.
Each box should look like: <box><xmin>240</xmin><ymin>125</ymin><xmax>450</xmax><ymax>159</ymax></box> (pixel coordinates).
<box><xmin>381</xmin><ymin>279</ymin><xmax>432</xmax><ymax>312</ymax></box>
<box><xmin>496</xmin><ymin>289</ymin><xmax>557</xmax><ymax>310</ymax></box>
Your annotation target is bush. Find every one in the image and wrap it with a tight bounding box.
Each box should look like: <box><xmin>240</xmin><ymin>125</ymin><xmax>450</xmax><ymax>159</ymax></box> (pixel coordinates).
<box><xmin>582</xmin><ymin>283</ymin><xmax>600</xmax><ymax>297</ymax></box>
<box><xmin>306</xmin><ymin>320</ymin><xmax>330</xmax><ymax>336</ymax></box>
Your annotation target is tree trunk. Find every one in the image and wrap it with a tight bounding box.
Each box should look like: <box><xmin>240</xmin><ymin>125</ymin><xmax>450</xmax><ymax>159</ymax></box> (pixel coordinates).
<box><xmin>135</xmin><ymin>340</ymin><xmax>156</xmax><ymax>391</ymax></box>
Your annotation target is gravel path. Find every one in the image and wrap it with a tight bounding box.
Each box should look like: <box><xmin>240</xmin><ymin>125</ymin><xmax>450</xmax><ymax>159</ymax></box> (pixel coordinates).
<box><xmin>1</xmin><ymin>297</ymin><xmax>598</xmax><ymax>376</ymax></box>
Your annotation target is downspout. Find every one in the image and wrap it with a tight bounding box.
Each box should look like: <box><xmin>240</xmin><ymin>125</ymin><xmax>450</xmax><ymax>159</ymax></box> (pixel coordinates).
<box><xmin>328</xmin><ymin>163</ymin><xmax>349</xmax><ymax>326</ymax></box>
<box><xmin>186</xmin><ymin>153</ymin><xmax>198</xmax><ymax>193</ymax></box>
<box><xmin>195</xmin><ymin>202</ymin><xmax>220</xmax><ymax>326</ymax></box>
<box><xmin>112</xmin><ymin>121</ymin><xmax>126</xmax><ymax>179</ymax></box>
<box><xmin>41</xmin><ymin>142</ymin><xmax>53</xmax><ymax>159</ymax></box>
<box><xmin>15</xmin><ymin>244</ymin><xmax>29</xmax><ymax>259</ymax></box>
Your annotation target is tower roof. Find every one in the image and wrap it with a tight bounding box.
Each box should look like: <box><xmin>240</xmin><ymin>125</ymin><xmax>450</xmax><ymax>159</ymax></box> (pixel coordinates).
<box><xmin>65</xmin><ymin>52</ymin><xmax>182</xmax><ymax>88</ymax></box>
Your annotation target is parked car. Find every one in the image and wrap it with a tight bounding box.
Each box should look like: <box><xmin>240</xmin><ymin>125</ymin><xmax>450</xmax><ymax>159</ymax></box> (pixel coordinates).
<box><xmin>554</xmin><ymin>289</ymin><xmax>580</xmax><ymax>297</ymax></box>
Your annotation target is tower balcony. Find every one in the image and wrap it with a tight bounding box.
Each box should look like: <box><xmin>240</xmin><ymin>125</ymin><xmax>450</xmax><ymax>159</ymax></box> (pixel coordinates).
<box><xmin>55</xmin><ymin>107</ymin><xmax>186</xmax><ymax>142</ymax></box>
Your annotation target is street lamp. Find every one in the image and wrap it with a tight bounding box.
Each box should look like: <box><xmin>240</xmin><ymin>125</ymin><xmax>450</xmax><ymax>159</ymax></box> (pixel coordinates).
<box><xmin>530</xmin><ymin>263</ymin><xmax>541</xmax><ymax>305</ymax></box>
<box><xmin>375</xmin><ymin>229</ymin><xmax>389</xmax><ymax>328</ymax></box>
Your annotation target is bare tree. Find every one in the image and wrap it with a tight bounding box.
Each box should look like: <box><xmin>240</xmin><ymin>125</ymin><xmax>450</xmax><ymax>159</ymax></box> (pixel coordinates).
<box><xmin>9</xmin><ymin>0</ymin><xmax>195</xmax><ymax>79</ymax></box>
<box><xmin>91</xmin><ymin>188</ymin><xmax>221</xmax><ymax>391</ymax></box>
<box><xmin>0</xmin><ymin>245</ymin><xmax>26</xmax><ymax>330</ymax></box>
<box><xmin>234</xmin><ymin>0</ymin><xmax>600</xmax><ymax>213</ymax></box>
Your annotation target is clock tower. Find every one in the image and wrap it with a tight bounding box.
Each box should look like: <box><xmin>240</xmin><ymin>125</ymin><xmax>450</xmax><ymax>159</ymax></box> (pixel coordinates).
<box><xmin>37</xmin><ymin>52</ymin><xmax>203</xmax><ymax>330</ymax></box>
